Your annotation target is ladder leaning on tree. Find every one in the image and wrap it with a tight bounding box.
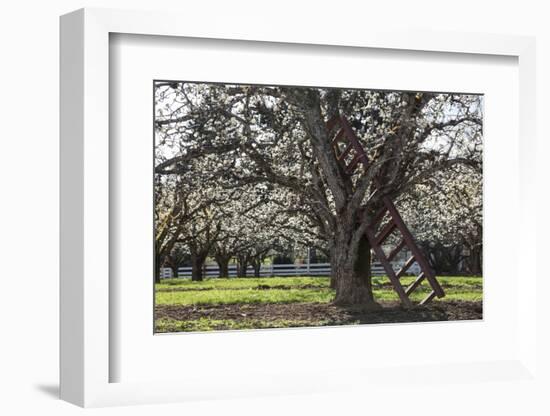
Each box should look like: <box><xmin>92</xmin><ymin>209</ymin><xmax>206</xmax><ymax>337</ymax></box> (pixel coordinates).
<box><xmin>326</xmin><ymin>115</ymin><xmax>445</xmax><ymax>307</ymax></box>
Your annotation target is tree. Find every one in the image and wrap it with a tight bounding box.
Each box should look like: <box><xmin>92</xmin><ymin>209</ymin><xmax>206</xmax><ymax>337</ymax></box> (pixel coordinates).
<box><xmin>400</xmin><ymin>165</ymin><xmax>482</xmax><ymax>275</ymax></box>
<box><xmin>212</xmin><ymin>242</ymin><xmax>234</xmax><ymax>278</ymax></box>
<box><xmin>154</xmin><ymin>153</ymin><xmax>234</xmax><ymax>281</ymax></box>
<box><xmin>155</xmin><ymin>82</ymin><xmax>483</xmax><ymax>305</ymax></box>
<box><xmin>211</xmin><ymin>188</ymin><xmax>294</xmax><ymax>278</ymax></box>
<box><xmin>165</xmin><ymin>244</ymin><xmax>190</xmax><ymax>278</ymax></box>
<box><xmin>154</xmin><ymin>177</ymin><xmax>186</xmax><ymax>283</ymax></box>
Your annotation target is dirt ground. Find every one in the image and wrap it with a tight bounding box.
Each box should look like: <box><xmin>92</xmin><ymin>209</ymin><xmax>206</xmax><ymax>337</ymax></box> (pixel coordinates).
<box><xmin>156</xmin><ymin>300</ymin><xmax>483</xmax><ymax>330</ymax></box>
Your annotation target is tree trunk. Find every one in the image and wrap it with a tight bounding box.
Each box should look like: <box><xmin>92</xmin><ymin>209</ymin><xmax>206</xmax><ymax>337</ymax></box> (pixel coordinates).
<box><xmin>423</xmin><ymin>243</ymin><xmax>463</xmax><ymax>275</ymax></box>
<box><xmin>191</xmin><ymin>254</ymin><xmax>206</xmax><ymax>281</ymax></box>
<box><xmin>251</xmin><ymin>258</ymin><xmax>262</xmax><ymax>277</ymax></box>
<box><xmin>331</xmin><ymin>233</ymin><xmax>379</xmax><ymax>308</ymax></box>
<box><xmin>237</xmin><ymin>255</ymin><xmax>248</xmax><ymax>278</ymax></box>
<box><xmin>216</xmin><ymin>257</ymin><xmax>230</xmax><ymax>278</ymax></box>
<box><xmin>329</xmin><ymin>260</ymin><xmax>337</xmax><ymax>289</ymax></box>
<box><xmin>170</xmin><ymin>264</ymin><xmax>179</xmax><ymax>278</ymax></box>
<box><xmin>468</xmin><ymin>245</ymin><xmax>482</xmax><ymax>275</ymax></box>
<box><xmin>154</xmin><ymin>252</ymin><xmax>162</xmax><ymax>284</ymax></box>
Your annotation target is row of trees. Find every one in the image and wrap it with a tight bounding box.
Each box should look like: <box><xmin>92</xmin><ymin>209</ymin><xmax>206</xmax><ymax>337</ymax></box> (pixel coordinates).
<box><xmin>154</xmin><ymin>82</ymin><xmax>483</xmax><ymax>305</ymax></box>
<box><xmin>154</xmin><ymin>172</ymin><xmax>324</xmax><ymax>282</ymax></box>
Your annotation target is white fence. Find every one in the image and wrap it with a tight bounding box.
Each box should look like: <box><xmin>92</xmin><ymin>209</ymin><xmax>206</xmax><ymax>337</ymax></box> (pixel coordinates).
<box><xmin>161</xmin><ymin>261</ymin><xmax>420</xmax><ymax>279</ymax></box>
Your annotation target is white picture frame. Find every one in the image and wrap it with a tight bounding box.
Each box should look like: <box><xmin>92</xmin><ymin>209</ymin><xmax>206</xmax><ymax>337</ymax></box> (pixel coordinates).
<box><xmin>60</xmin><ymin>7</ymin><xmax>538</xmax><ymax>408</ymax></box>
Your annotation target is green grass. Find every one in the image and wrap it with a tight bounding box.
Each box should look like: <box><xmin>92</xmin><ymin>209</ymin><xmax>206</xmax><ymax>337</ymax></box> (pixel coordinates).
<box><xmin>155</xmin><ymin>275</ymin><xmax>482</xmax><ymax>332</ymax></box>
<box><xmin>155</xmin><ymin>275</ymin><xmax>482</xmax><ymax>306</ymax></box>
<box><xmin>156</xmin><ymin>287</ymin><xmax>334</xmax><ymax>306</ymax></box>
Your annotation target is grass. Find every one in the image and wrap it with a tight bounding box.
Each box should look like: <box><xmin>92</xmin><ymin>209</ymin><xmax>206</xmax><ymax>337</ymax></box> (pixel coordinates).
<box><xmin>155</xmin><ymin>275</ymin><xmax>482</xmax><ymax>332</ymax></box>
<box><xmin>156</xmin><ymin>287</ymin><xmax>334</xmax><ymax>306</ymax></box>
<box><xmin>156</xmin><ymin>275</ymin><xmax>482</xmax><ymax>306</ymax></box>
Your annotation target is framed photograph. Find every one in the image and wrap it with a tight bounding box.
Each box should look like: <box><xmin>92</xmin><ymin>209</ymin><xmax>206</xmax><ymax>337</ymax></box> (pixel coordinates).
<box><xmin>151</xmin><ymin>80</ymin><xmax>483</xmax><ymax>333</ymax></box>
<box><xmin>60</xmin><ymin>7</ymin><xmax>538</xmax><ymax>408</ymax></box>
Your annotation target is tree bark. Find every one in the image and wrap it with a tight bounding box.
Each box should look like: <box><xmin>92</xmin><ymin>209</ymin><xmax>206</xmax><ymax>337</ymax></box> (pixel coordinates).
<box><xmin>191</xmin><ymin>253</ymin><xmax>207</xmax><ymax>281</ymax></box>
<box><xmin>154</xmin><ymin>266</ymin><xmax>161</xmax><ymax>284</ymax></box>
<box><xmin>468</xmin><ymin>245</ymin><xmax>482</xmax><ymax>275</ymax></box>
<box><xmin>154</xmin><ymin>252</ymin><xmax>162</xmax><ymax>283</ymax></box>
<box><xmin>331</xmin><ymin>232</ymin><xmax>379</xmax><ymax>308</ymax></box>
<box><xmin>329</xmin><ymin>260</ymin><xmax>337</xmax><ymax>289</ymax></box>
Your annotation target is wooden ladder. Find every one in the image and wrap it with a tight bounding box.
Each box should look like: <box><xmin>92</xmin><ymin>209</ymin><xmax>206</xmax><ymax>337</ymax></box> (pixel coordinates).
<box><xmin>327</xmin><ymin>115</ymin><xmax>445</xmax><ymax>307</ymax></box>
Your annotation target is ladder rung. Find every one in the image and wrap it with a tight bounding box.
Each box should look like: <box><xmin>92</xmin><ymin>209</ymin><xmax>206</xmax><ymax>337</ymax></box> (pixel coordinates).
<box><xmin>375</xmin><ymin>221</ymin><xmax>396</xmax><ymax>245</ymax></box>
<box><xmin>344</xmin><ymin>154</ymin><xmax>363</xmax><ymax>174</ymax></box>
<box><xmin>331</xmin><ymin>129</ymin><xmax>345</xmax><ymax>146</ymax></box>
<box><xmin>337</xmin><ymin>143</ymin><xmax>354</xmax><ymax>161</ymax></box>
<box><xmin>387</xmin><ymin>239</ymin><xmax>407</xmax><ymax>263</ymax></box>
<box><xmin>365</xmin><ymin>228</ymin><xmax>412</xmax><ymax>308</ymax></box>
<box><xmin>396</xmin><ymin>255</ymin><xmax>416</xmax><ymax>279</ymax></box>
<box><xmin>405</xmin><ymin>272</ymin><xmax>425</xmax><ymax>296</ymax></box>
<box><xmin>420</xmin><ymin>290</ymin><xmax>437</xmax><ymax>305</ymax></box>
<box><xmin>382</xmin><ymin>196</ymin><xmax>444</xmax><ymax>298</ymax></box>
